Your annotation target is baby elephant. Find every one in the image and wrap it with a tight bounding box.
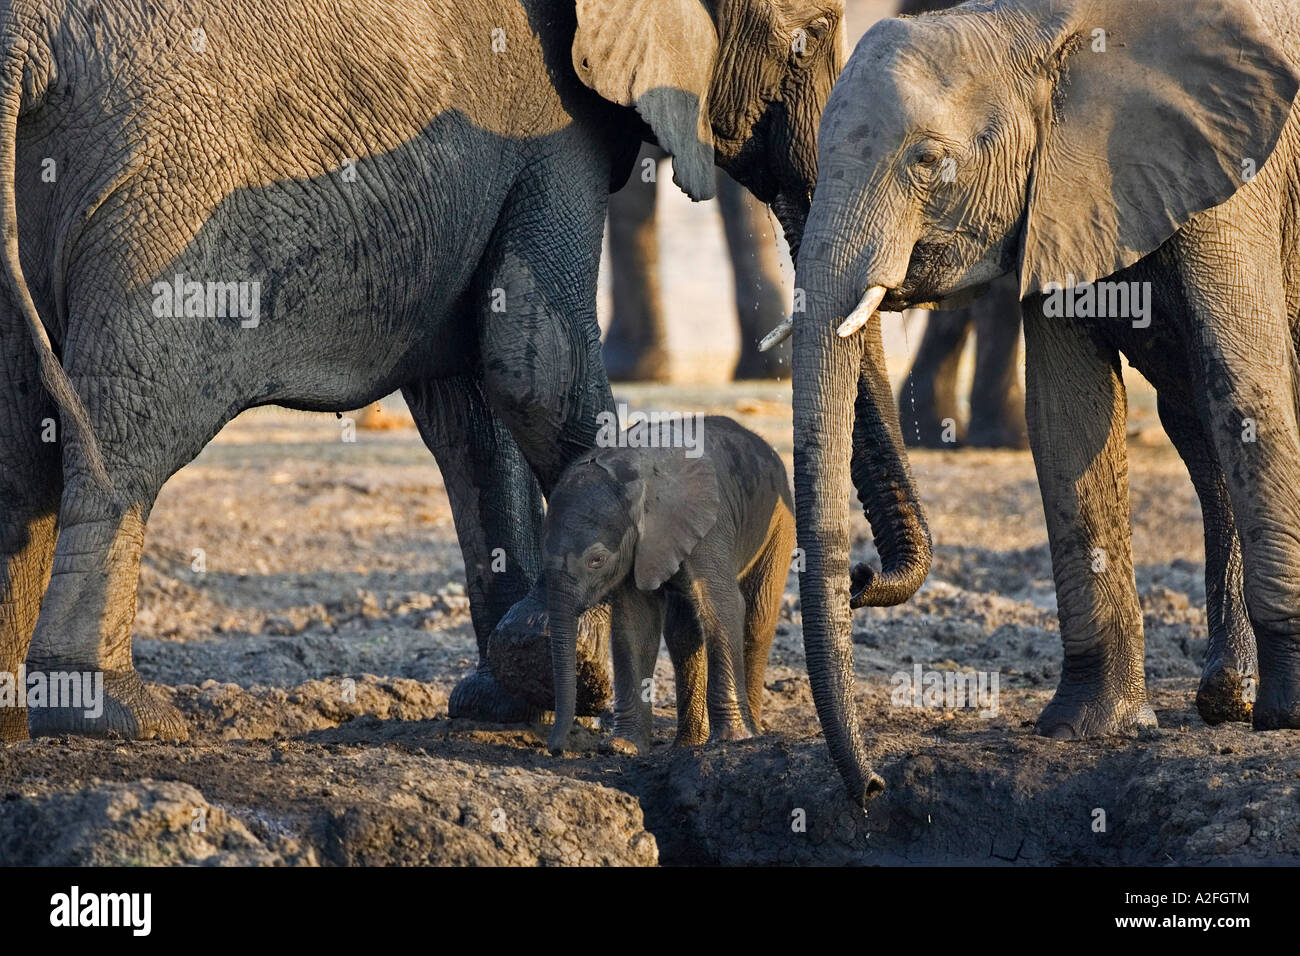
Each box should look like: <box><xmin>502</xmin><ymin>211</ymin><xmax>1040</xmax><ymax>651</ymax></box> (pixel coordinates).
<box><xmin>544</xmin><ymin>416</ymin><xmax>794</xmax><ymax>755</ymax></box>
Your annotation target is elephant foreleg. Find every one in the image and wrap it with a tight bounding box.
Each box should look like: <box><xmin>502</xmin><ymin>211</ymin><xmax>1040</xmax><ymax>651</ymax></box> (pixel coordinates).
<box><xmin>1156</xmin><ymin>392</ymin><xmax>1257</xmax><ymax>724</ymax></box>
<box><xmin>1023</xmin><ymin>301</ymin><xmax>1154</xmax><ymax>739</ymax></box>
<box><xmin>404</xmin><ymin>375</ymin><xmax>543</xmax><ymax>723</ymax></box>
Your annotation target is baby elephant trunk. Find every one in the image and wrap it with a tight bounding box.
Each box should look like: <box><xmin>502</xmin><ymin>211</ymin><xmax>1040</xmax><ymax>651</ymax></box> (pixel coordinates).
<box><xmin>546</xmin><ymin>583</ymin><xmax>581</xmax><ymax>754</ymax></box>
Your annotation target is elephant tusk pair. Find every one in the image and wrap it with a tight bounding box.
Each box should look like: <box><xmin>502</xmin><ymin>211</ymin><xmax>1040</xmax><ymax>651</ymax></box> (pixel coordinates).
<box><xmin>757</xmin><ymin>285</ymin><xmax>890</xmax><ymax>352</ymax></box>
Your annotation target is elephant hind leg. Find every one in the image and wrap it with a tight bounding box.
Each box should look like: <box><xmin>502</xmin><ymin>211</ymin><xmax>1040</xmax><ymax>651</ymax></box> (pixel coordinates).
<box><xmin>900</xmin><ymin>309</ymin><xmax>970</xmax><ymax>448</ymax></box>
<box><xmin>1156</xmin><ymin>393</ymin><xmax>1256</xmax><ymax>724</ymax></box>
<box><xmin>737</xmin><ymin>501</ymin><xmax>795</xmax><ymax>730</ymax></box>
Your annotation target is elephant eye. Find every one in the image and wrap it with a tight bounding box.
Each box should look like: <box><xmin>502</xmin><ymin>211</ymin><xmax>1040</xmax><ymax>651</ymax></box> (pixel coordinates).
<box><xmin>586</xmin><ymin>552</ymin><xmax>607</xmax><ymax>570</ymax></box>
<box><xmin>917</xmin><ymin>149</ymin><xmax>942</xmax><ymax>167</ymax></box>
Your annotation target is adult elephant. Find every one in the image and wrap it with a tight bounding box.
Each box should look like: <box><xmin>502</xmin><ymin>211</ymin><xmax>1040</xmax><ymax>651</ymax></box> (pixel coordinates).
<box><xmin>782</xmin><ymin>0</ymin><xmax>1300</xmax><ymax>804</ymax></box>
<box><xmin>0</xmin><ymin>0</ymin><xmax>846</xmax><ymax>740</ymax></box>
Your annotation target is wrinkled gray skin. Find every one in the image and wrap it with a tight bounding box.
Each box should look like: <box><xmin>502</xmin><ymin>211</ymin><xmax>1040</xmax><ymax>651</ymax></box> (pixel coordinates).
<box><xmin>542</xmin><ymin>417</ymin><xmax>794</xmax><ymax>755</ymax></box>
<box><xmin>0</xmin><ymin>0</ymin><xmax>845</xmax><ymax>741</ymax></box>
<box><xmin>603</xmin><ymin>144</ymin><xmax>792</xmax><ymax>381</ymax></box>
<box><xmin>895</xmin><ymin>0</ymin><xmax>1026</xmax><ymax>451</ymax></box>
<box><xmin>793</xmin><ymin>0</ymin><xmax>1300</xmax><ymax>804</ymax></box>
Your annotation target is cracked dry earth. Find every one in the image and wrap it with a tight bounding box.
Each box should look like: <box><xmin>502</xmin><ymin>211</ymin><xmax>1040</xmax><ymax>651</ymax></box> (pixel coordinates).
<box><xmin>1</xmin><ymin>381</ymin><xmax>1298</xmax><ymax>866</ymax></box>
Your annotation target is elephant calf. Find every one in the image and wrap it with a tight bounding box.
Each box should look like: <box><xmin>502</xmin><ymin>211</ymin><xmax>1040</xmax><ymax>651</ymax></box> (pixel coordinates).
<box><xmin>542</xmin><ymin>416</ymin><xmax>794</xmax><ymax>755</ymax></box>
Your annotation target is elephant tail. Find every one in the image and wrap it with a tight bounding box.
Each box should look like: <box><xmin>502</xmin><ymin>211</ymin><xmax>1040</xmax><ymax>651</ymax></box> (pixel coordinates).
<box><xmin>0</xmin><ymin>30</ymin><xmax>112</xmax><ymax>494</ymax></box>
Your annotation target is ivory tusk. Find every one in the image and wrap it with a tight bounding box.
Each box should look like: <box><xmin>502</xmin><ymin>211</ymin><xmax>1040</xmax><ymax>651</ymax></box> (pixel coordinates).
<box><xmin>758</xmin><ymin>317</ymin><xmax>794</xmax><ymax>352</ymax></box>
<box><xmin>836</xmin><ymin>286</ymin><xmax>888</xmax><ymax>338</ymax></box>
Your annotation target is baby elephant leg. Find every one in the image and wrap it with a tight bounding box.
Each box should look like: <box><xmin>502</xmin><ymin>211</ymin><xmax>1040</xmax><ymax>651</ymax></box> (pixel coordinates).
<box><xmin>609</xmin><ymin>588</ymin><xmax>663</xmax><ymax>754</ymax></box>
<box><xmin>688</xmin><ymin>576</ymin><xmax>751</xmax><ymax>742</ymax></box>
<box><xmin>739</xmin><ymin>504</ymin><xmax>796</xmax><ymax>731</ymax></box>
<box><xmin>663</xmin><ymin>592</ymin><xmax>709</xmax><ymax>746</ymax></box>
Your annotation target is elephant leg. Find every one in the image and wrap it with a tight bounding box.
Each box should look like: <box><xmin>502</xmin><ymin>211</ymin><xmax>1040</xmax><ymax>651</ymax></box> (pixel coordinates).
<box><xmin>683</xmin><ymin>575</ymin><xmax>750</xmax><ymax>742</ymax></box>
<box><xmin>404</xmin><ymin>375</ymin><xmax>543</xmax><ymax>722</ymax></box>
<box><xmin>26</xmin><ymin>435</ymin><xmax>191</xmax><ymax>740</ymax></box>
<box><xmin>478</xmin><ymin>175</ymin><xmax>617</xmax><ymax>714</ymax></box>
<box><xmin>719</xmin><ymin>172</ymin><xmax>789</xmax><ymax>380</ymax></box>
<box><xmin>737</xmin><ymin>506</ymin><xmax>795</xmax><ymax>729</ymax></box>
<box><xmin>602</xmin><ymin>143</ymin><xmax>669</xmax><ymax>383</ymax></box>
<box><xmin>1156</xmin><ymin>393</ymin><xmax>1256</xmax><ymax>724</ymax></box>
<box><xmin>1023</xmin><ymin>304</ymin><xmax>1154</xmax><ymax>739</ymax></box>
<box><xmin>899</xmin><ymin>309</ymin><xmax>970</xmax><ymax>448</ymax></box>
<box><xmin>663</xmin><ymin>590</ymin><xmax>708</xmax><ymax>746</ymax></box>
<box><xmin>1174</xmin><ymin>235</ymin><xmax>1300</xmax><ymax>730</ymax></box>
<box><xmin>609</xmin><ymin>587</ymin><xmax>663</xmax><ymax>754</ymax></box>
<box><xmin>966</xmin><ymin>277</ymin><xmax>1028</xmax><ymax>449</ymax></box>
<box><xmin>0</xmin><ymin>340</ymin><xmax>62</xmax><ymax>741</ymax></box>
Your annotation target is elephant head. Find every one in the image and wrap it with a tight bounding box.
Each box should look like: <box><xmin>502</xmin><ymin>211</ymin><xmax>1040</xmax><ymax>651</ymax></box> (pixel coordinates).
<box><xmin>543</xmin><ymin>445</ymin><xmax>719</xmax><ymax>754</ymax></box>
<box><xmin>785</xmin><ymin>0</ymin><xmax>1299</xmax><ymax>805</ymax></box>
<box><xmin>572</xmin><ymin>0</ymin><xmax>847</xmax><ymax>258</ymax></box>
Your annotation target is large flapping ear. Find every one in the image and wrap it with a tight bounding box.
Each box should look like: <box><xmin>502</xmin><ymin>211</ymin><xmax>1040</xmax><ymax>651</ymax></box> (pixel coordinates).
<box><xmin>629</xmin><ymin>450</ymin><xmax>720</xmax><ymax>592</ymax></box>
<box><xmin>1012</xmin><ymin>0</ymin><xmax>1300</xmax><ymax>296</ymax></box>
<box><xmin>573</xmin><ymin>0</ymin><xmax>719</xmax><ymax>201</ymax></box>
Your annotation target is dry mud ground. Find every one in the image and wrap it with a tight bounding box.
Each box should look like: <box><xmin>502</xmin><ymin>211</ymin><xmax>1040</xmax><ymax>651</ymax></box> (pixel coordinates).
<box><xmin>1</xmin><ymin>381</ymin><xmax>1298</xmax><ymax>866</ymax></box>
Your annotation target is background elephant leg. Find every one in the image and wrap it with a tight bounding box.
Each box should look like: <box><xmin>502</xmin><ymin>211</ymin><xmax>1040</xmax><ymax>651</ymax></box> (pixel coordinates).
<box><xmin>404</xmin><ymin>375</ymin><xmax>542</xmax><ymax>722</ymax></box>
<box><xmin>0</xmin><ymin>342</ymin><xmax>62</xmax><ymax>741</ymax></box>
<box><xmin>1157</xmin><ymin>393</ymin><xmax>1256</xmax><ymax>724</ymax></box>
<box><xmin>718</xmin><ymin>172</ymin><xmax>789</xmax><ymax>380</ymax></box>
<box><xmin>603</xmin><ymin>143</ymin><xmax>669</xmax><ymax>383</ymax></box>
<box><xmin>663</xmin><ymin>591</ymin><xmax>708</xmax><ymax>745</ymax></box>
<box><xmin>609</xmin><ymin>587</ymin><xmax>663</xmax><ymax>753</ymax></box>
<box><xmin>1023</xmin><ymin>305</ymin><xmax>1153</xmax><ymax>739</ymax></box>
<box><xmin>899</xmin><ymin>309</ymin><xmax>970</xmax><ymax>448</ymax></box>
<box><xmin>966</xmin><ymin>277</ymin><xmax>1028</xmax><ymax>449</ymax></box>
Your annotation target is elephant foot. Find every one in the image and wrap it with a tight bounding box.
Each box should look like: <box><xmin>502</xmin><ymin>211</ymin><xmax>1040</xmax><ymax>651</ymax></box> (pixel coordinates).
<box><xmin>1251</xmin><ymin>662</ymin><xmax>1300</xmax><ymax>730</ymax></box>
<box><xmin>1035</xmin><ymin>688</ymin><xmax>1156</xmax><ymax>739</ymax></box>
<box><xmin>733</xmin><ymin>346</ymin><xmax>787</xmax><ymax>381</ymax></box>
<box><xmin>709</xmin><ymin>719</ymin><xmax>752</xmax><ymax>743</ymax></box>
<box><xmin>485</xmin><ymin>587</ymin><xmax>612</xmax><ymax>715</ymax></box>
<box><xmin>1196</xmin><ymin>660</ymin><xmax>1255</xmax><ymax>725</ymax></box>
<box><xmin>27</xmin><ymin>668</ymin><xmax>189</xmax><ymax>741</ymax></box>
<box><xmin>966</xmin><ymin>415</ymin><xmax>1030</xmax><ymax>450</ymax></box>
<box><xmin>600</xmin><ymin>735</ymin><xmax>645</xmax><ymax>756</ymax></box>
<box><xmin>448</xmin><ymin>666</ymin><xmax>539</xmax><ymax>723</ymax></box>
<box><xmin>602</xmin><ymin>341</ymin><xmax>671</xmax><ymax>383</ymax></box>
<box><xmin>0</xmin><ymin>706</ymin><xmax>27</xmax><ymax>742</ymax></box>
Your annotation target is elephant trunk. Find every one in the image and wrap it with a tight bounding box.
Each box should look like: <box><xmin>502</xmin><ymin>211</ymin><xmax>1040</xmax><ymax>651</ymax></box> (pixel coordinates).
<box><xmin>546</xmin><ymin>580</ymin><xmax>581</xmax><ymax>754</ymax></box>
<box><xmin>791</xmin><ymin>194</ymin><xmax>932</xmax><ymax>806</ymax></box>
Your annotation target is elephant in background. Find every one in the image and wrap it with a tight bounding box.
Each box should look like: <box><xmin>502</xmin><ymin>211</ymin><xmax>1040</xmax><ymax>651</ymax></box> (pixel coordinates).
<box><xmin>0</xmin><ymin>0</ymin><xmax>846</xmax><ymax>740</ymax></box>
<box><xmin>602</xmin><ymin>143</ymin><xmax>792</xmax><ymax>381</ymax></box>
<box><xmin>789</xmin><ymin>0</ymin><xmax>1300</xmax><ymax>803</ymax></box>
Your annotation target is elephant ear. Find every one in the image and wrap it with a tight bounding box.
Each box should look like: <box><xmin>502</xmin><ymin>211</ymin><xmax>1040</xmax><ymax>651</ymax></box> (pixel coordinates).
<box><xmin>1015</xmin><ymin>0</ymin><xmax>1300</xmax><ymax>296</ymax></box>
<box><xmin>573</xmin><ymin>0</ymin><xmax>718</xmax><ymax>201</ymax></box>
<box><xmin>631</xmin><ymin>451</ymin><xmax>720</xmax><ymax>592</ymax></box>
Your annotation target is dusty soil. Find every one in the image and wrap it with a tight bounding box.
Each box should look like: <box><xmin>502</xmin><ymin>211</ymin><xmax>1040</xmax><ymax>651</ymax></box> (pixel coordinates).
<box><xmin>1</xmin><ymin>380</ymin><xmax>1298</xmax><ymax>866</ymax></box>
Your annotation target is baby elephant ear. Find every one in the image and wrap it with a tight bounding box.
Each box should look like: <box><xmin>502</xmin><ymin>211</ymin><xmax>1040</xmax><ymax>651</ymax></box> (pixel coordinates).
<box><xmin>633</xmin><ymin>452</ymin><xmax>720</xmax><ymax>592</ymax></box>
